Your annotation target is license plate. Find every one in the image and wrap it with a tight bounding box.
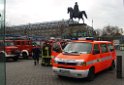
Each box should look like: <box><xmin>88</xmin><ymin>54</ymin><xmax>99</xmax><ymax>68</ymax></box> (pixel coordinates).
<box><xmin>60</xmin><ymin>69</ymin><xmax>70</xmax><ymax>73</ymax></box>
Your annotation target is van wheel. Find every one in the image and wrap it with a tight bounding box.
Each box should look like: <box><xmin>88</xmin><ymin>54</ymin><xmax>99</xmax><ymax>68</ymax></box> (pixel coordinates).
<box><xmin>109</xmin><ymin>61</ymin><xmax>115</xmax><ymax>70</ymax></box>
<box><xmin>22</xmin><ymin>52</ymin><xmax>28</xmax><ymax>59</ymax></box>
<box><xmin>87</xmin><ymin>67</ymin><xmax>95</xmax><ymax>81</ymax></box>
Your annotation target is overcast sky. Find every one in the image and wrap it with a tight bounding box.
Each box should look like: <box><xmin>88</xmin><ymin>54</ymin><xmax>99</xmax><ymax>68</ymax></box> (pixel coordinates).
<box><xmin>5</xmin><ymin>0</ymin><xmax>124</xmax><ymax>29</ymax></box>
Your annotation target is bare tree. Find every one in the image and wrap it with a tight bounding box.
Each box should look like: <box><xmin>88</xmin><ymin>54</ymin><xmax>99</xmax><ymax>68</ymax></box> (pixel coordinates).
<box><xmin>94</xmin><ymin>28</ymin><xmax>102</xmax><ymax>36</ymax></box>
<box><xmin>101</xmin><ymin>25</ymin><xmax>123</xmax><ymax>36</ymax></box>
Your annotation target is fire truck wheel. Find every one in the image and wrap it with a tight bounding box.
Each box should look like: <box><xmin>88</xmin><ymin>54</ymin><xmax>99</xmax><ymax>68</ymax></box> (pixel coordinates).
<box><xmin>87</xmin><ymin>67</ymin><xmax>95</xmax><ymax>81</ymax></box>
<box><xmin>109</xmin><ymin>60</ymin><xmax>115</xmax><ymax>70</ymax></box>
<box><xmin>22</xmin><ymin>52</ymin><xmax>28</xmax><ymax>59</ymax></box>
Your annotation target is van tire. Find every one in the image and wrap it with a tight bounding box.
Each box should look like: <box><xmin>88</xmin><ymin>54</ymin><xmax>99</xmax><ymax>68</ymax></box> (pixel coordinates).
<box><xmin>109</xmin><ymin>61</ymin><xmax>115</xmax><ymax>70</ymax></box>
<box><xmin>22</xmin><ymin>52</ymin><xmax>28</xmax><ymax>59</ymax></box>
<box><xmin>87</xmin><ymin>67</ymin><xmax>95</xmax><ymax>81</ymax></box>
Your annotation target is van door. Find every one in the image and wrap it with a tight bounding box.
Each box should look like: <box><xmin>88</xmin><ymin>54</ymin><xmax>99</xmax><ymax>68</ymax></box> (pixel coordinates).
<box><xmin>92</xmin><ymin>44</ymin><xmax>101</xmax><ymax>73</ymax></box>
<box><xmin>107</xmin><ymin>43</ymin><xmax>116</xmax><ymax>66</ymax></box>
<box><xmin>52</xmin><ymin>42</ymin><xmax>62</xmax><ymax>57</ymax></box>
<box><xmin>100</xmin><ymin>43</ymin><xmax>111</xmax><ymax>70</ymax></box>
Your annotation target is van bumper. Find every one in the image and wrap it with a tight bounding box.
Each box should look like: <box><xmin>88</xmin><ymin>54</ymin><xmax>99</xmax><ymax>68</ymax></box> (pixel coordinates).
<box><xmin>52</xmin><ymin>67</ymin><xmax>89</xmax><ymax>78</ymax></box>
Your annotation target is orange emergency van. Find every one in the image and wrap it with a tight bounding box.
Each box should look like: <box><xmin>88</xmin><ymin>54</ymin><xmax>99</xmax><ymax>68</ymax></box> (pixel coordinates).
<box><xmin>52</xmin><ymin>40</ymin><xmax>116</xmax><ymax>81</ymax></box>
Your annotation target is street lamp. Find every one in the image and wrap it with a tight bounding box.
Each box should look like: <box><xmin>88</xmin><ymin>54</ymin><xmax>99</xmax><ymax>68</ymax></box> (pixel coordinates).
<box><xmin>92</xmin><ymin>19</ymin><xmax>95</xmax><ymax>37</ymax></box>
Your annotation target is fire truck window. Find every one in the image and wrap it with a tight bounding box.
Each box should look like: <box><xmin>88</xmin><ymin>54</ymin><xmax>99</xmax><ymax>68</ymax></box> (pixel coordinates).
<box><xmin>16</xmin><ymin>41</ymin><xmax>20</xmax><ymax>45</ymax></box>
<box><xmin>100</xmin><ymin>44</ymin><xmax>108</xmax><ymax>53</ymax></box>
<box><xmin>25</xmin><ymin>41</ymin><xmax>28</xmax><ymax>45</ymax></box>
<box><xmin>53</xmin><ymin>43</ymin><xmax>62</xmax><ymax>53</ymax></box>
<box><xmin>26</xmin><ymin>41</ymin><xmax>28</xmax><ymax>45</ymax></box>
<box><xmin>22</xmin><ymin>41</ymin><xmax>25</xmax><ymax>45</ymax></box>
<box><xmin>25</xmin><ymin>41</ymin><xmax>29</xmax><ymax>45</ymax></box>
<box><xmin>93</xmin><ymin>44</ymin><xmax>100</xmax><ymax>54</ymax></box>
<box><xmin>108</xmin><ymin>44</ymin><xmax>114</xmax><ymax>52</ymax></box>
<box><xmin>28</xmin><ymin>41</ymin><xmax>31</xmax><ymax>45</ymax></box>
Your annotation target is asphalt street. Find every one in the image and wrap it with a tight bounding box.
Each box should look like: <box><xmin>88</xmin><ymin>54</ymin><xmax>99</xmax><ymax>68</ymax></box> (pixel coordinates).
<box><xmin>6</xmin><ymin>50</ymin><xmax>124</xmax><ymax>85</ymax></box>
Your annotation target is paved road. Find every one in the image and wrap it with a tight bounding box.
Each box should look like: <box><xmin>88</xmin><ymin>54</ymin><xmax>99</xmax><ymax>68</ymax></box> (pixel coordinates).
<box><xmin>6</xmin><ymin>51</ymin><xmax>124</xmax><ymax>85</ymax></box>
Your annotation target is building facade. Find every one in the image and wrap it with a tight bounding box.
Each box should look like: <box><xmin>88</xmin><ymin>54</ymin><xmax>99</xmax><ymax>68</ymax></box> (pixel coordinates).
<box><xmin>6</xmin><ymin>20</ymin><xmax>95</xmax><ymax>39</ymax></box>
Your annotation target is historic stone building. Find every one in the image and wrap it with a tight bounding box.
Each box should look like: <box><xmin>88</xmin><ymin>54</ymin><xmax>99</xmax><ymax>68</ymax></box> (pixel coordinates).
<box><xmin>6</xmin><ymin>20</ymin><xmax>95</xmax><ymax>39</ymax></box>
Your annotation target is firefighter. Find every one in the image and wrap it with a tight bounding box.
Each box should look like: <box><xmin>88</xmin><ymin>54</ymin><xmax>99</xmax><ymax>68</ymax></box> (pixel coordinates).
<box><xmin>41</xmin><ymin>41</ymin><xmax>52</xmax><ymax>66</ymax></box>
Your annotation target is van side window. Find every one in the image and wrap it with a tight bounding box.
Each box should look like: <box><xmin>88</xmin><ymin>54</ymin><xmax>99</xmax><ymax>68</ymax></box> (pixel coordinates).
<box><xmin>100</xmin><ymin>44</ymin><xmax>108</xmax><ymax>53</ymax></box>
<box><xmin>93</xmin><ymin>44</ymin><xmax>100</xmax><ymax>54</ymax></box>
<box><xmin>108</xmin><ymin>44</ymin><xmax>114</xmax><ymax>52</ymax></box>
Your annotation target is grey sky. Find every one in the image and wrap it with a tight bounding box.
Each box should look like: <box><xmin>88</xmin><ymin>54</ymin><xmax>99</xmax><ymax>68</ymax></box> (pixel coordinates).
<box><xmin>6</xmin><ymin>0</ymin><xmax>124</xmax><ymax>29</ymax></box>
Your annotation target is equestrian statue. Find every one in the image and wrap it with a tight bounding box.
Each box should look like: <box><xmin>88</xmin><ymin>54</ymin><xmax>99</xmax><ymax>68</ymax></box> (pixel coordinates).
<box><xmin>67</xmin><ymin>2</ymin><xmax>88</xmax><ymax>23</ymax></box>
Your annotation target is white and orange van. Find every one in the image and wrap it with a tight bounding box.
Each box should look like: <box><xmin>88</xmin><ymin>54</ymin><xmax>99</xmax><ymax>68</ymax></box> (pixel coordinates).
<box><xmin>52</xmin><ymin>39</ymin><xmax>116</xmax><ymax>81</ymax></box>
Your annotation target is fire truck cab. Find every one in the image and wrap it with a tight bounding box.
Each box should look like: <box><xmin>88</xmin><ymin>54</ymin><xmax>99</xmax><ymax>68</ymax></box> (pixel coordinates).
<box><xmin>52</xmin><ymin>39</ymin><xmax>116</xmax><ymax>81</ymax></box>
<box><xmin>0</xmin><ymin>40</ymin><xmax>19</xmax><ymax>61</ymax></box>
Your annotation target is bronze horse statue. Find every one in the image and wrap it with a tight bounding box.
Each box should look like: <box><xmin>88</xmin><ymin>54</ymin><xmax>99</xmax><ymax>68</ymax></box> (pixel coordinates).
<box><xmin>67</xmin><ymin>7</ymin><xmax>88</xmax><ymax>23</ymax></box>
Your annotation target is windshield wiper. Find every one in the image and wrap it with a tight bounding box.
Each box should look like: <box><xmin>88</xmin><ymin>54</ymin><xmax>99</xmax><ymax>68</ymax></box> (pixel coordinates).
<box><xmin>78</xmin><ymin>52</ymin><xmax>87</xmax><ymax>54</ymax></box>
<box><xmin>63</xmin><ymin>51</ymin><xmax>80</xmax><ymax>56</ymax></box>
<box><xmin>70</xmin><ymin>51</ymin><xmax>78</xmax><ymax>53</ymax></box>
<box><xmin>63</xmin><ymin>51</ymin><xmax>78</xmax><ymax>53</ymax></box>
<box><xmin>63</xmin><ymin>51</ymin><xmax>68</xmax><ymax>53</ymax></box>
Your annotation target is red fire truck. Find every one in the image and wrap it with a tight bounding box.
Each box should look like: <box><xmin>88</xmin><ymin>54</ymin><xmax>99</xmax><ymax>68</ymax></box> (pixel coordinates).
<box><xmin>13</xmin><ymin>40</ymin><xmax>34</xmax><ymax>59</ymax></box>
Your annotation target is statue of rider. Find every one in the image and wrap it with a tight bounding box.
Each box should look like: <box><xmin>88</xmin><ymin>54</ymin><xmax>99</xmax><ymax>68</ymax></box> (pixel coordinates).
<box><xmin>74</xmin><ymin>2</ymin><xmax>79</xmax><ymax>17</ymax></box>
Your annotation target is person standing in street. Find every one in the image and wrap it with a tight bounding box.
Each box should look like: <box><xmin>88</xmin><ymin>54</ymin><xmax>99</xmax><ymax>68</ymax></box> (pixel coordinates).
<box><xmin>32</xmin><ymin>46</ymin><xmax>41</xmax><ymax>65</ymax></box>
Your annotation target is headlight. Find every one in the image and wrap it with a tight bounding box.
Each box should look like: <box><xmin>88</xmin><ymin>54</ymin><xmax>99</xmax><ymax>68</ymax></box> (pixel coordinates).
<box><xmin>76</xmin><ymin>60</ymin><xmax>86</xmax><ymax>66</ymax></box>
<box><xmin>54</xmin><ymin>57</ymin><xmax>59</xmax><ymax>64</ymax></box>
<box><xmin>54</xmin><ymin>57</ymin><xmax>59</xmax><ymax>61</ymax></box>
<box><xmin>77</xmin><ymin>62</ymin><xmax>86</xmax><ymax>66</ymax></box>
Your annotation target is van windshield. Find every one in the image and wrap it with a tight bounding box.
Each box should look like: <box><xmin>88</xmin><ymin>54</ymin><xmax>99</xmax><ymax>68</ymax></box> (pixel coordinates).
<box><xmin>63</xmin><ymin>42</ymin><xmax>92</xmax><ymax>54</ymax></box>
